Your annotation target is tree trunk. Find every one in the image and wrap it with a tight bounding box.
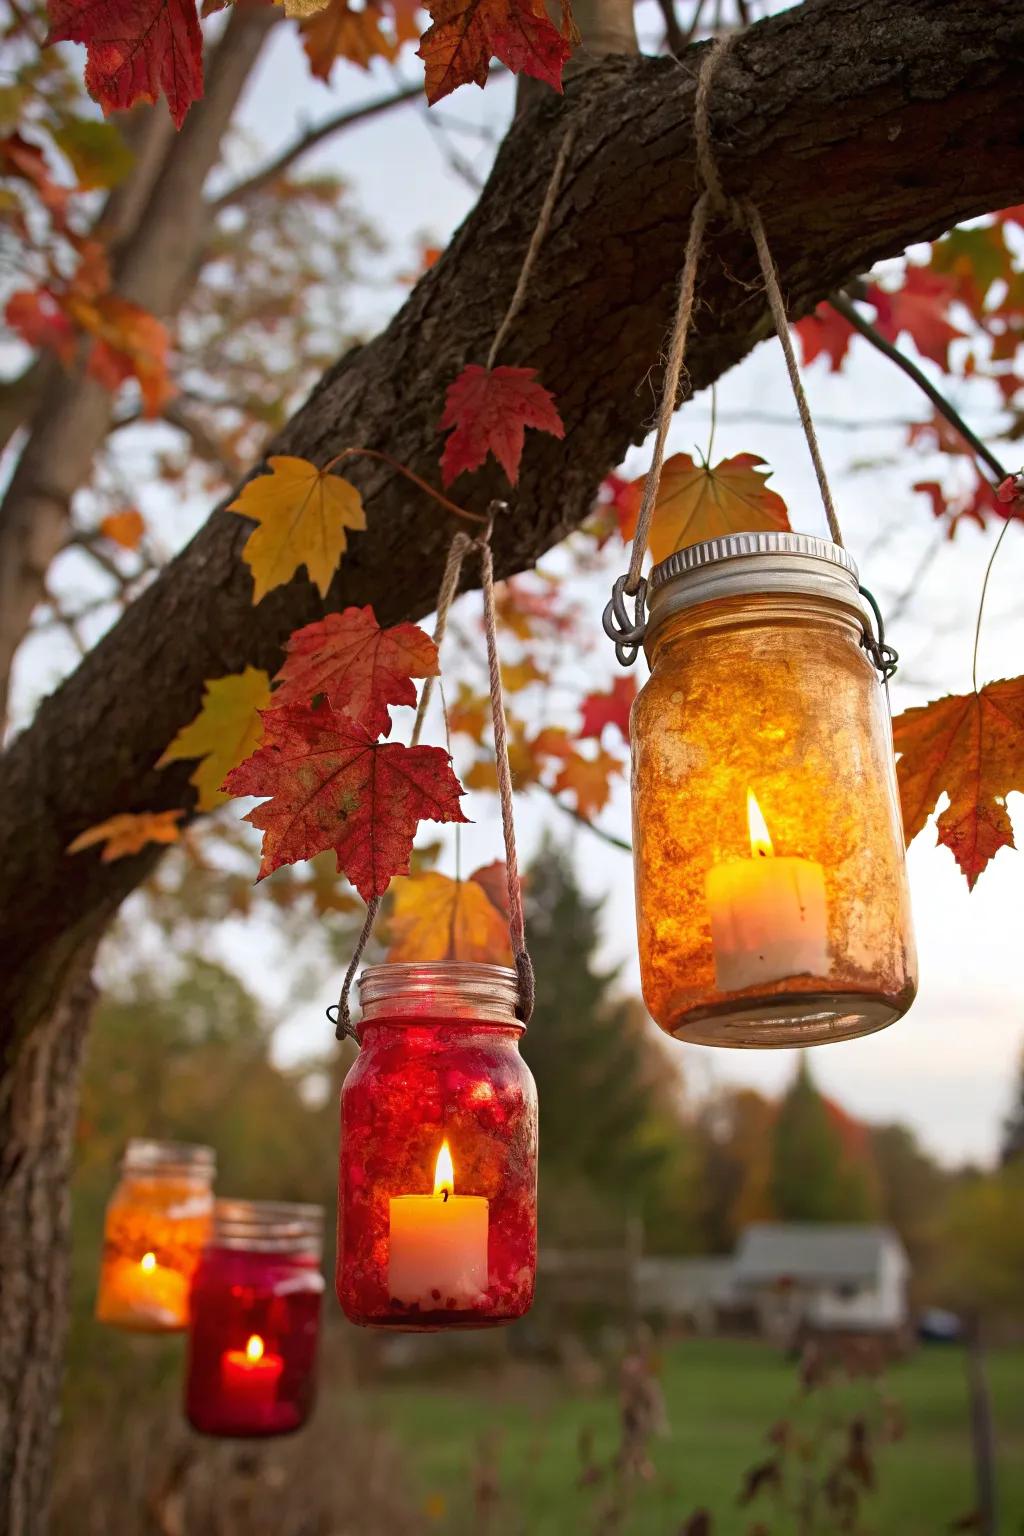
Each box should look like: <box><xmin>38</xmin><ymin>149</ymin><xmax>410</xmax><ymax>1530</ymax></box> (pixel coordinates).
<box><xmin>0</xmin><ymin>942</ymin><xmax>99</xmax><ymax>1536</ymax></box>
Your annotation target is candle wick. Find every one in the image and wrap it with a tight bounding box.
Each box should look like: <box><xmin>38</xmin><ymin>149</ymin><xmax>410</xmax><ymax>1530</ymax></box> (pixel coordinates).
<box><xmin>442</xmin><ymin>1189</ymin><xmax>450</xmax><ymax>1203</ymax></box>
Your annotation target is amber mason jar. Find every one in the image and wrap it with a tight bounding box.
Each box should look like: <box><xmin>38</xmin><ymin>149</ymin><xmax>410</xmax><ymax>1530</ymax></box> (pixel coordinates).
<box><xmin>338</xmin><ymin>962</ymin><xmax>538</xmax><ymax>1330</ymax></box>
<box><xmin>95</xmin><ymin>1139</ymin><xmax>215</xmax><ymax>1330</ymax></box>
<box><xmin>631</xmin><ymin>532</ymin><xmax>917</xmax><ymax>1048</ymax></box>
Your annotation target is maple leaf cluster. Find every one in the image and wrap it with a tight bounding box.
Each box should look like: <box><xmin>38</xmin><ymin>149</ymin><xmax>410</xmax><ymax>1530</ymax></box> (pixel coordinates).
<box><xmin>42</xmin><ymin>0</ymin><xmax>577</xmax><ymax>127</ymax></box>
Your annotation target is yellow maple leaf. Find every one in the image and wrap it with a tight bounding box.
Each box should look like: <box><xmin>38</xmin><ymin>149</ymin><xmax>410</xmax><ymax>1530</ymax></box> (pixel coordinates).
<box><xmin>386</xmin><ymin>868</ymin><xmax>512</xmax><ymax>964</ymax></box>
<box><xmin>626</xmin><ymin>452</ymin><xmax>790</xmax><ymax>564</ymax></box>
<box><xmin>229</xmin><ymin>456</ymin><xmax>366</xmax><ymax>604</ymax></box>
<box><xmin>67</xmin><ymin>809</ymin><xmax>184</xmax><ymax>862</ymax></box>
<box><xmin>158</xmin><ymin>667</ymin><xmax>271</xmax><ymax>811</ymax></box>
<box><xmin>279</xmin><ymin>0</ymin><xmax>331</xmax><ymax>16</ymax></box>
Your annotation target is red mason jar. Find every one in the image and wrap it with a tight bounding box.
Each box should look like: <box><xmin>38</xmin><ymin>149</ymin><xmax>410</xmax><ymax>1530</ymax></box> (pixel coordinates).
<box><xmin>185</xmin><ymin>1200</ymin><xmax>324</xmax><ymax>1438</ymax></box>
<box><xmin>337</xmin><ymin>962</ymin><xmax>538</xmax><ymax>1330</ymax></box>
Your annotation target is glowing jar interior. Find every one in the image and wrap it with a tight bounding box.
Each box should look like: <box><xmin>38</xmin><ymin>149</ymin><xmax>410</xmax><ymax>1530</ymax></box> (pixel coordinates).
<box><xmin>185</xmin><ymin>1199</ymin><xmax>324</xmax><ymax>1438</ymax></box>
<box><xmin>631</xmin><ymin>534</ymin><xmax>917</xmax><ymax>1048</ymax></box>
<box><xmin>95</xmin><ymin>1140</ymin><xmax>215</xmax><ymax>1332</ymax></box>
<box><xmin>338</xmin><ymin>961</ymin><xmax>538</xmax><ymax>1331</ymax></box>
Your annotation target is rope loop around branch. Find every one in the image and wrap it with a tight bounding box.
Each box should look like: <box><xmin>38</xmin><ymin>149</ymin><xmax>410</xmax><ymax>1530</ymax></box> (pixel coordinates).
<box><xmin>605</xmin><ymin>31</ymin><xmax>848</xmax><ymax>663</ymax></box>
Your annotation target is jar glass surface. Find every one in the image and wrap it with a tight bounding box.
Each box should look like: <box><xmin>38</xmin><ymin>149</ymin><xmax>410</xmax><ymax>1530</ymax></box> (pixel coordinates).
<box><xmin>338</xmin><ymin>969</ymin><xmax>538</xmax><ymax>1330</ymax></box>
<box><xmin>632</xmin><ymin>591</ymin><xmax>917</xmax><ymax>1047</ymax></box>
<box><xmin>185</xmin><ymin>1214</ymin><xmax>324</xmax><ymax>1439</ymax></box>
<box><xmin>95</xmin><ymin>1140</ymin><xmax>215</xmax><ymax>1332</ymax></box>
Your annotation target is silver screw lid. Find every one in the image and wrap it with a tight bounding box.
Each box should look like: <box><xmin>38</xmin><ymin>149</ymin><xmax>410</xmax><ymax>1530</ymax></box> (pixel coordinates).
<box><xmin>358</xmin><ymin>961</ymin><xmax>521</xmax><ymax>1028</ymax></box>
<box><xmin>645</xmin><ymin>531</ymin><xmax>867</xmax><ymax>651</ymax></box>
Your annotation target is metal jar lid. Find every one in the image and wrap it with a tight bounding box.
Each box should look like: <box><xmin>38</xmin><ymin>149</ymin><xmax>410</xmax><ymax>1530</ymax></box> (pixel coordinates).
<box><xmin>645</xmin><ymin>531</ymin><xmax>867</xmax><ymax>653</ymax></box>
<box><xmin>213</xmin><ymin>1199</ymin><xmax>324</xmax><ymax>1255</ymax></box>
<box><xmin>358</xmin><ymin>961</ymin><xmax>521</xmax><ymax>1028</ymax></box>
<box><xmin>122</xmin><ymin>1138</ymin><xmax>216</xmax><ymax>1180</ymax></box>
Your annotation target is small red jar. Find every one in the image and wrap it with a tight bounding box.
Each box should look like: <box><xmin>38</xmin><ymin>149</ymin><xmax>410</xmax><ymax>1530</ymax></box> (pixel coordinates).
<box><xmin>338</xmin><ymin>962</ymin><xmax>538</xmax><ymax>1331</ymax></box>
<box><xmin>185</xmin><ymin>1200</ymin><xmax>324</xmax><ymax>1438</ymax></box>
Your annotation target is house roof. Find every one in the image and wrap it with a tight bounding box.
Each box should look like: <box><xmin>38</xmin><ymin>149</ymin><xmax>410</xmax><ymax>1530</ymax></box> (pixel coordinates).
<box><xmin>733</xmin><ymin>1223</ymin><xmax>906</xmax><ymax>1285</ymax></box>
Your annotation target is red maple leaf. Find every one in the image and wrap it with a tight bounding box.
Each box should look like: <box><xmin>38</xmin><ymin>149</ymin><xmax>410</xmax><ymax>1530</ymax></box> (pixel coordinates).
<box><xmin>865</xmin><ymin>267</ymin><xmax>964</xmax><ymax>369</ymax></box>
<box><xmin>223</xmin><ymin>702</ymin><xmax>467</xmax><ymax>900</ymax></box>
<box><xmin>0</xmin><ymin>133</ymin><xmax>70</xmax><ymax>223</ymax></box>
<box><xmin>417</xmin><ymin>0</ymin><xmax>572</xmax><ymax>105</ymax></box>
<box><xmin>915</xmin><ymin>470</ymin><xmax>1016</xmax><ymax>539</ymax></box>
<box><xmin>46</xmin><ymin>0</ymin><xmax>204</xmax><ymax>129</ymax></box>
<box><xmin>439</xmin><ymin>363</ymin><xmax>564</xmax><ymax>485</ymax></box>
<box><xmin>792</xmin><ymin>302</ymin><xmax>856</xmax><ymax>372</ymax></box>
<box><xmin>578</xmin><ymin>675</ymin><xmax>636</xmax><ymax>743</ymax></box>
<box><xmin>5</xmin><ymin>289</ymin><xmax>76</xmax><ymax>363</ymax></box>
<box><xmin>271</xmin><ymin>606</ymin><xmax>438</xmax><ymax>736</ymax></box>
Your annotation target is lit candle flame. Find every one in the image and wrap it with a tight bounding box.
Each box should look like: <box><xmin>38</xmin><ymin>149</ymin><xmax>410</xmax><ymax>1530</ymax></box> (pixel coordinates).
<box><xmin>245</xmin><ymin>1334</ymin><xmax>265</xmax><ymax>1362</ymax></box>
<box><xmin>139</xmin><ymin>1251</ymin><xmax>157</xmax><ymax>1273</ymax></box>
<box><xmin>747</xmin><ymin>791</ymin><xmax>774</xmax><ymax>859</ymax></box>
<box><xmin>433</xmin><ymin>1139</ymin><xmax>455</xmax><ymax>1200</ymax></box>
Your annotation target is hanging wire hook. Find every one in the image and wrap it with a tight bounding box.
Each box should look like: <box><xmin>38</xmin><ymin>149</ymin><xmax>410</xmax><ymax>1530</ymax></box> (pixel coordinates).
<box><xmin>858</xmin><ymin>584</ymin><xmax>899</xmax><ymax>682</ymax></box>
<box><xmin>602</xmin><ymin>574</ymin><xmax>649</xmax><ymax>666</ymax></box>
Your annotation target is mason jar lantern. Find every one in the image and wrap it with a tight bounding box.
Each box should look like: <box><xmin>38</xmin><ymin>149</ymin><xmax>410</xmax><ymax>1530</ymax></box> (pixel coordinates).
<box><xmin>630</xmin><ymin>532</ymin><xmax>917</xmax><ymax>1048</ymax></box>
<box><xmin>95</xmin><ymin>1139</ymin><xmax>215</xmax><ymax>1331</ymax></box>
<box><xmin>337</xmin><ymin>962</ymin><xmax>538</xmax><ymax>1330</ymax></box>
<box><xmin>185</xmin><ymin>1200</ymin><xmax>325</xmax><ymax>1437</ymax></box>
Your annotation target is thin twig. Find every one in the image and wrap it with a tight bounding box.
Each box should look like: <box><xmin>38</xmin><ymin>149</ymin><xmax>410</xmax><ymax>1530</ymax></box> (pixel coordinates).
<box><xmin>325</xmin><ymin>446</ymin><xmax>488</xmax><ymax>525</ymax></box>
<box><xmin>212</xmin><ymin>85</ymin><xmax>425</xmax><ymax>210</ymax></box>
<box><xmin>541</xmin><ymin>785</ymin><xmax>632</xmax><ymax>852</ymax></box>
<box><xmin>828</xmin><ymin>291</ymin><xmax>1007</xmax><ymax>483</ymax></box>
<box><xmin>972</xmin><ymin>518</ymin><xmax>1014</xmax><ymax>692</ymax></box>
<box><xmin>656</xmin><ymin>0</ymin><xmax>685</xmax><ymax>55</ymax></box>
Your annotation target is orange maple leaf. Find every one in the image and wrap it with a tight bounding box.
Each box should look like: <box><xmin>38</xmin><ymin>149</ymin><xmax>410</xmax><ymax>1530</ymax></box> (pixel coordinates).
<box><xmin>893</xmin><ymin>677</ymin><xmax>1024</xmax><ymax>887</ymax></box>
<box><xmin>301</xmin><ymin>0</ymin><xmax>399</xmax><ymax>77</ymax></box>
<box><xmin>624</xmin><ymin>453</ymin><xmax>790</xmax><ymax>564</ymax></box>
<box><xmin>66</xmin><ymin>291</ymin><xmax>174</xmax><ymax>416</ymax></box>
<box><xmin>386</xmin><ymin>864</ymin><xmax>512</xmax><ymax>964</ymax></box>
<box><xmin>223</xmin><ymin>702</ymin><xmax>468</xmax><ymax>900</ymax></box>
<box><xmin>271</xmin><ymin>606</ymin><xmax>437</xmax><ymax>736</ymax></box>
<box><xmin>99</xmin><ymin>508</ymin><xmax>146</xmax><ymax>549</ymax></box>
<box><xmin>552</xmin><ymin>746</ymin><xmax>624</xmax><ymax>820</ymax></box>
<box><xmin>67</xmin><ymin>809</ymin><xmax>184</xmax><ymax>861</ymax></box>
<box><xmin>417</xmin><ymin>0</ymin><xmax>572</xmax><ymax>104</ymax></box>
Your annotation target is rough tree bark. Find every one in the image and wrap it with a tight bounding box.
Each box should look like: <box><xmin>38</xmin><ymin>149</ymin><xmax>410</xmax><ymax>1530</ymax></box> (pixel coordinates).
<box><xmin>0</xmin><ymin>945</ymin><xmax>100</xmax><ymax>1535</ymax></box>
<box><xmin>0</xmin><ymin>0</ymin><xmax>1022</xmax><ymax>1527</ymax></box>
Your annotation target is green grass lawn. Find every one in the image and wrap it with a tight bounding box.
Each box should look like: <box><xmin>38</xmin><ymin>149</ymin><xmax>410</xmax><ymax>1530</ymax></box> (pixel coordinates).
<box><xmin>350</xmin><ymin>1337</ymin><xmax>1024</xmax><ymax>1535</ymax></box>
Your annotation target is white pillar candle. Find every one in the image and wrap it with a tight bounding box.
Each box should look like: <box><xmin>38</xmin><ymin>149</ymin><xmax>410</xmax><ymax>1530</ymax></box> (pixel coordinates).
<box><xmin>705</xmin><ymin>791</ymin><xmax>828</xmax><ymax>993</ymax></box>
<box><xmin>388</xmin><ymin>1141</ymin><xmax>488</xmax><ymax>1310</ymax></box>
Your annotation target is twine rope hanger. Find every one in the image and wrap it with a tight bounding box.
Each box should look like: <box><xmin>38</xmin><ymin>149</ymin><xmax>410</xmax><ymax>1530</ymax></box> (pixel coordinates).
<box><xmin>330</xmin><ymin>125</ymin><xmax>579</xmax><ymax>1041</ymax></box>
<box><xmin>605</xmin><ymin>32</ymin><xmax>848</xmax><ymax>665</ymax></box>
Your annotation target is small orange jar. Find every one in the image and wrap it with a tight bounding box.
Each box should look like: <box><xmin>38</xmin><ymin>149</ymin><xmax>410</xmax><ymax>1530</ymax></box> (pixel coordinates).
<box><xmin>95</xmin><ymin>1139</ymin><xmax>215</xmax><ymax>1331</ymax></box>
<box><xmin>631</xmin><ymin>532</ymin><xmax>916</xmax><ymax>1048</ymax></box>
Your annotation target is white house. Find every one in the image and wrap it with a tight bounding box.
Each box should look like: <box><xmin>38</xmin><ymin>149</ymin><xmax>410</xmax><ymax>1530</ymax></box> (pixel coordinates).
<box><xmin>732</xmin><ymin>1223</ymin><xmax>910</xmax><ymax>1344</ymax></box>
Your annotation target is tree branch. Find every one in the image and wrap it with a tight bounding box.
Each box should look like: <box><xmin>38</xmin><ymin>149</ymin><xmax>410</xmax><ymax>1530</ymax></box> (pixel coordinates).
<box><xmin>2</xmin><ymin>0</ymin><xmax>1023</xmax><ymax>1033</ymax></box>
<box><xmin>828</xmin><ymin>290</ymin><xmax>1008</xmax><ymax>482</ymax></box>
<box><xmin>212</xmin><ymin>81</ymin><xmax>427</xmax><ymax>211</ymax></box>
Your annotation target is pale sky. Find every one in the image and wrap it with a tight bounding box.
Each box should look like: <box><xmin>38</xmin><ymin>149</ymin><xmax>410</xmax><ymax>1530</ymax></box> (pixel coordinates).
<box><xmin>16</xmin><ymin>12</ymin><xmax>1023</xmax><ymax>1169</ymax></box>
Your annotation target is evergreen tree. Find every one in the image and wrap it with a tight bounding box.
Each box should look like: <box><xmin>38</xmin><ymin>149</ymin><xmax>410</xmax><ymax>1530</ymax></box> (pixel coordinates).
<box><xmin>771</xmin><ymin>1056</ymin><xmax>874</xmax><ymax>1222</ymax></box>
<box><xmin>1000</xmin><ymin>1048</ymin><xmax>1024</xmax><ymax>1166</ymax></box>
<box><xmin>522</xmin><ymin>837</ymin><xmax>690</xmax><ymax>1244</ymax></box>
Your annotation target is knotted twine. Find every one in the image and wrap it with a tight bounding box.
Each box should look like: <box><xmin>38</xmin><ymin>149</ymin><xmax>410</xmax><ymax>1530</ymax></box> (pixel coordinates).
<box><xmin>331</xmin><ymin>124</ymin><xmax>579</xmax><ymax>1041</ymax></box>
<box><xmin>619</xmin><ymin>33</ymin><xmax>845</xmax><ymax>614</ymax></box>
